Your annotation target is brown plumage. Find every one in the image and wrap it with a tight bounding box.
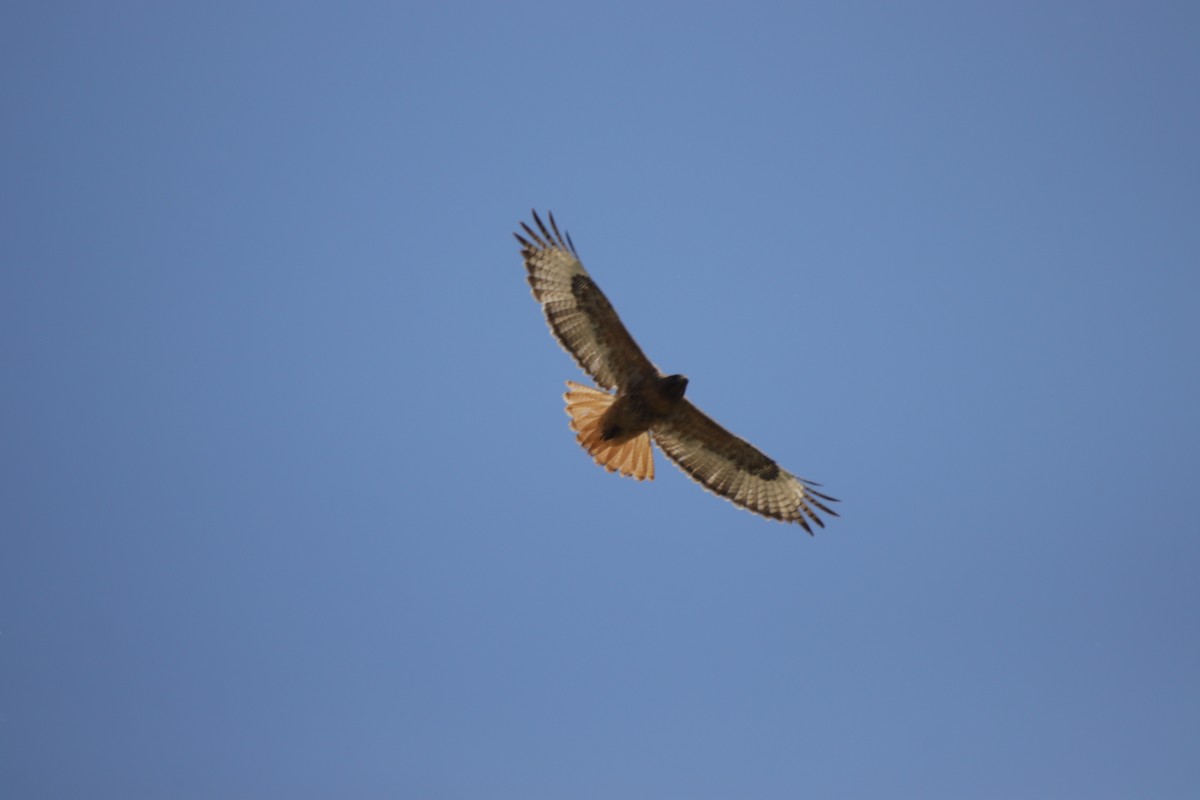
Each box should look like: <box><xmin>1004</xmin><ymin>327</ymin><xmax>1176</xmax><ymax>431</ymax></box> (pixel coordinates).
<box><xmin>515</xmin><ymin>210</ymin><xmax>838</xmax><ymax>531</ymax></box>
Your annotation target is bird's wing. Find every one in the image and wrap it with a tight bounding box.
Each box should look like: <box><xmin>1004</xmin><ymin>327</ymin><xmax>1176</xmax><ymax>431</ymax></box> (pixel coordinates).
<box><xmin>652</xmin><ymin>399</ymin><xmax>838</xmax><ymax>531</ymax></box>
<box><xmin>516</xmin><ymin>210</ymin><xmax>656</xmax><ymax>391</ymax></box>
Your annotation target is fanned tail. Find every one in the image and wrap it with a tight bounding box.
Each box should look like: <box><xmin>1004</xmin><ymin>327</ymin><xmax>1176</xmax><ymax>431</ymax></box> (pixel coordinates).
<box><xmin>563</xmin><ymin>381</ymin><xmax>654</xmax><ymax>481</ymax></box>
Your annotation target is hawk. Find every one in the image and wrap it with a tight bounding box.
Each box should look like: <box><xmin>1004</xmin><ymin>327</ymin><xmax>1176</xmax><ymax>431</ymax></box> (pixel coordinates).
<box><xmin>516</xmin><ymin>211</ymin><xmax>838</xmax><ymax>531</ymax></box>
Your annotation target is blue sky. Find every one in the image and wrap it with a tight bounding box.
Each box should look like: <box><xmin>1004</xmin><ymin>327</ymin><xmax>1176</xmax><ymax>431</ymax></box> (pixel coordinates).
<box><xmin>3</xmin><ymin>2</ymin><xmax>1198</xmax><ymax>797</ymax></box>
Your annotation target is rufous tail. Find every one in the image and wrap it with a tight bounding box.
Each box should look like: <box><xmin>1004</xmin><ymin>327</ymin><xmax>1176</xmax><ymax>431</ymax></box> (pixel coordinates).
<box><xmin>563</xmin><ymin>381</ymin><xmax>654</xmax><ymax>481</ymax></box>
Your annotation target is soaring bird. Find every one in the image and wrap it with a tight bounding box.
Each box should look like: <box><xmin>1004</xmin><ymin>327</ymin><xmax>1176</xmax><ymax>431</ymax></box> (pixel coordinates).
<box><xmin>516</xmin><ymin>210</ymin><xmax>838</xmax><ymax>531</ymax></box>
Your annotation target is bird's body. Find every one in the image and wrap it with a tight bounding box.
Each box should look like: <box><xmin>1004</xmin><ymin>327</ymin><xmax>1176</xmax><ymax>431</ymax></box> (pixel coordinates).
<box><xmin>598</xmin><ymin>373</ymin><xmax>689</xmax><ymax>442</ymax></box>
<box><xmin>515</xmin><ymin>210</ymin><xmax>838</xmax><ymax>531</ymax></box>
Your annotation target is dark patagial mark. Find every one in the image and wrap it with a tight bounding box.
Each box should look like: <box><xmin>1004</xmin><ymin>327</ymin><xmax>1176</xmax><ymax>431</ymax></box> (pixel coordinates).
<box><xmin>570</xmin><ymin>273</ymin><xmax>611</xmax><ymax>311</ymax></box>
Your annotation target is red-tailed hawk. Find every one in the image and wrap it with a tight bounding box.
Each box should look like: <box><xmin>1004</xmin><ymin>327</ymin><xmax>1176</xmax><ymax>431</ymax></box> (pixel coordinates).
<box><xmin>516</xmin><ymin>210</ymin><xmax>838</xmax><ymax>531</ymax></box>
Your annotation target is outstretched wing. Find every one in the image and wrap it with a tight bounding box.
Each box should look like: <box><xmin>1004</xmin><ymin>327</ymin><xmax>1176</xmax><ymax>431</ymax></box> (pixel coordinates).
<box><xmin>515</xmin><ymin>210</ymin><xmax>656</xmax><ymax>391</ymax></box>
<box><xmin>652</xmin><ymin>400</ymin><xmax>839</xmax><ymax>532</ymax></box>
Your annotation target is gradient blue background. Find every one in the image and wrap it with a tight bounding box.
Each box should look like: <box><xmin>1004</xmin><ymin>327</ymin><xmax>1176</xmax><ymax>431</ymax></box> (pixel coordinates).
<box><xmin>4</xmin><ymin>3</ymin><xmax>1198</xmax><ymax>797</ymax></box>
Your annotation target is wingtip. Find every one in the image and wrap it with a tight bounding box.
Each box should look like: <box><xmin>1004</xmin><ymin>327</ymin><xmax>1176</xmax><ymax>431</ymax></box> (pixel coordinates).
<box><xmin>518</xmin><ymin>209</ymin><xmax>576</xmax><ymax>255</ymax></box>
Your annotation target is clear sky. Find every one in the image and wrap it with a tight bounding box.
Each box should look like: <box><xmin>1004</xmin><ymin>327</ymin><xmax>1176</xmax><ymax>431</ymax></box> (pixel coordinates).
<box><xmin>3</xmin><ymin>2</ymin><xmax>1198</xmax><ymax>798</ymax></box>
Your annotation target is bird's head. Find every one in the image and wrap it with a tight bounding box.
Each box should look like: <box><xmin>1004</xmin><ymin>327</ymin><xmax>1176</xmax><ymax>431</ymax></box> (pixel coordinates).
<box><xmin>661</xmin><ymin>374</ymin><xmax>689</xmax><ymax>401</ymax></box>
